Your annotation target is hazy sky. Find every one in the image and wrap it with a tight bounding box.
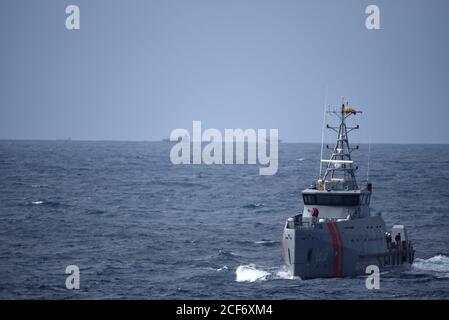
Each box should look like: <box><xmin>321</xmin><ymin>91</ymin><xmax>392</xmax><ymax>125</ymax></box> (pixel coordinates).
<box><xmin>1</xmin><ymin>0</ymin><xmax>448</xmax><ymax>143</ymax></box>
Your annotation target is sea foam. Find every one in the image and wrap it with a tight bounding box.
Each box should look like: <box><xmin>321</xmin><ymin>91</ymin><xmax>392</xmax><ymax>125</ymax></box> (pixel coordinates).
<box><xmin>235</xmin><ymin>264</ymin><xmax>296</xmax><ymax>282</ymax></box>
<box><xmin>412</xmin><ymin>255</ymin><xmax>449</xmax><ymax>273</ymax></box>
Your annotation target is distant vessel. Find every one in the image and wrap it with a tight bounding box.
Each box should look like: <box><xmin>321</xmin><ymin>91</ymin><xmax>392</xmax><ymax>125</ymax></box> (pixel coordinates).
<box><xmin>163</xmin><ymin>134</ymin><xmax>188</xmax><ymax>142</ymax></box>
<box><xmin>282</xmin><ymin>102</ymin><xmax>415</xmax><ymax>279</ymax></box>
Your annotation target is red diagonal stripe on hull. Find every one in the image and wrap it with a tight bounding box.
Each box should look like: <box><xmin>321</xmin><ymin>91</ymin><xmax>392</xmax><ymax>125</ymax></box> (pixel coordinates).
<box><xmin>334</xmin><ymin>222</ymin><xmax>344</xmax><ymax>276</ymax></box>
<box><xmin>327</xmin><ymin>222</ymin><xmax>339</xmax><ymax>277</ymax></box>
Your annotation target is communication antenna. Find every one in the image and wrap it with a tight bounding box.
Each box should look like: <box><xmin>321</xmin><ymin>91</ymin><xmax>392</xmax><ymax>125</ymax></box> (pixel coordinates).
<box><xmin>319</xmin><ymin>86</ymin><xmax>328</xmax><ymax>177</ymax></box>
<box><xmin>366</xmin><ymin>136</ymin><xmax>371</xmax><ymax>182</ymax></box>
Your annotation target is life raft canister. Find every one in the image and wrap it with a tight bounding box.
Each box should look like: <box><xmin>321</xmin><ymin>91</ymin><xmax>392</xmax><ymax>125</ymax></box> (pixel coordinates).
<box><xmin>311</xmin><ymin>207</ymin><xmax>319</xmax><ymax>217</ymax></box>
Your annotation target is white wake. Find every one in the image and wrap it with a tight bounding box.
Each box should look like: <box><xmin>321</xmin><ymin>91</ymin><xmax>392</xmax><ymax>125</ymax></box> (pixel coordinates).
<box><xmin>235</xmin><ymin>264</ymin><xmax>297</xmax><ymax>282</ymax></box>
<box><xmin>412</xmin><ymin>255</ymin><xmax>449</xmax><ymax>274</ymax></box>
<box><xmin>235</xmin><ymin>255</ymin><xmax>449</xmax><ymax>282</ymax></box>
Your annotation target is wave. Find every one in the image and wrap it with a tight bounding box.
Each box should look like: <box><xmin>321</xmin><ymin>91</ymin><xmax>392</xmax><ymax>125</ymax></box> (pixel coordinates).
<box><xmin>27</xmin><ymin>200</ymin><xmax>64</xmax><ymax>207</ymax></box>
<box><xmin>412</xmin><ymin>255</ymin><xmax>449</xmax><ymax>274</ymax></box>
<box><xmin>31</xmin><ymin>184</ymin><xmax>49</xmax><ymax>188</ymax></box>
<box><xmin>216</xmin><ymin>265</ymin><xmax>228</xmax><ymax>272</ymax></box>
<box><xmin>235</xmin><ymin>264</ymin><xmax>297</xmax><ymax>282</ymax></box>
<box><xmin>242</xmin><ymin>203</ymin><xmax>264</xmax><ymax>209</ymax></box>
<box><xmin>254</xmin><ymin>240</ymin><xmax>278</xmax><ymax>246</ymax></box>
<box><xmin>85</xmin><ymin>209</ymin><xmax>106</xmax><ymax>215</ymax></box>
<box><xmin>218</xmin><ymin>249</ymin><xmax>240</xmax><ymax>258</ymax></box>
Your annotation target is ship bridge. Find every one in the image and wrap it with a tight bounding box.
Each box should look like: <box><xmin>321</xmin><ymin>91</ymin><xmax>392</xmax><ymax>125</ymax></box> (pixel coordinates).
<box><xmin>301</xmin><ymin>102</ymin><xmax>372</xmax><ymax>220</ymax></box>
<box><xmin>301</xmin><ymin>187</ymin><xmax>371</xmax><ymax>220</ymax></box>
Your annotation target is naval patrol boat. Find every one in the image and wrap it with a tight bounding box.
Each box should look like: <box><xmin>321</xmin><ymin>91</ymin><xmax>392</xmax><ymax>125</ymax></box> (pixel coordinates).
<box><xmin>282</xmin><ymin>103</ymin><xmax>415</xmax><ymax>279</ymax></box>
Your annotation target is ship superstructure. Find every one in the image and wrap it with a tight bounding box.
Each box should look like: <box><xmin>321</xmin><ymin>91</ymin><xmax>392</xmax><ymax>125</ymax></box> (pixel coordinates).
<box><xmin>282</xmin><ymin>102</ymin><xmax>414</xmax><ymax>279</ymax></box>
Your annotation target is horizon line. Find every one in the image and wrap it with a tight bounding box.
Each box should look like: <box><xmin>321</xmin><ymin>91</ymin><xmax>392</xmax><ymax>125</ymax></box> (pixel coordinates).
<box><xmin>1</xmin><ymin>138</ymin><xmax>448</xmax><ymax>146</ymax></box>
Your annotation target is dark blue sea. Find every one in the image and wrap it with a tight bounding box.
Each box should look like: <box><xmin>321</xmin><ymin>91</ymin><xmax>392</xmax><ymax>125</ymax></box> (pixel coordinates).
<box><xmin>1</xmin><ymin>141</ymin><xmax>449</xmax><ymax>299</ymax></box>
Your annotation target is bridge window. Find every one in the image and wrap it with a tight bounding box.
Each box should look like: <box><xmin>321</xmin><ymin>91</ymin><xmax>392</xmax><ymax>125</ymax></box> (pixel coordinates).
<box><xmin>303</xmin><ymin>194</ymin><xmax>360</xmax><ymax>206</ymax></box>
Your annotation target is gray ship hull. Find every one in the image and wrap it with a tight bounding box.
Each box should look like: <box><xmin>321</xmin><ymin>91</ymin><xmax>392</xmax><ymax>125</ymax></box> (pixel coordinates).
<box><xmin>282</xmin><ymin>216</ymin><xmax>415</xmax><ymax>279</ymax></box>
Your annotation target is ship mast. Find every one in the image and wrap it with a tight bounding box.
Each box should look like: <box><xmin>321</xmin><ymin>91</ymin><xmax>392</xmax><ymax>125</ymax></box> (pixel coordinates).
<box><xmin>320</xmin><ymin>102</ymin><xmax>362</xmax><ymax>191</ymax></box>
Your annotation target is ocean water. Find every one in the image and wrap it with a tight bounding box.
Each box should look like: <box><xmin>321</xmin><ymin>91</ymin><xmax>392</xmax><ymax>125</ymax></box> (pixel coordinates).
<box><xmin>1</xmin><ymin>141</ymin><xmax>449</xmax><ymax>299</ymax></box>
